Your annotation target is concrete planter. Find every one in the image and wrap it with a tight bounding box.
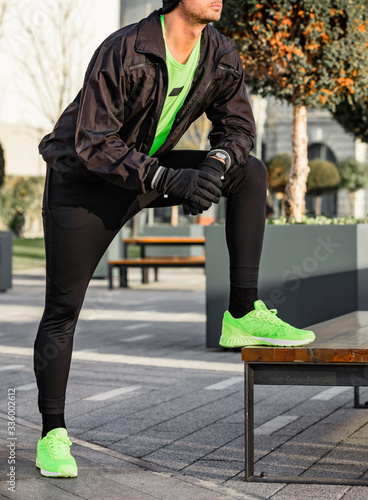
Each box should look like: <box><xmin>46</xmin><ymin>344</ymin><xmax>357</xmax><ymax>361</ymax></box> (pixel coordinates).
<box><xmin>205</xmin><ymin>224</ymin><xmax>368</xmax><ymax>348</ymax></box>
<box><xmin>0</xmin><ymin>231</ymin><xmax>12</xmax><ymax>291</ymax></box>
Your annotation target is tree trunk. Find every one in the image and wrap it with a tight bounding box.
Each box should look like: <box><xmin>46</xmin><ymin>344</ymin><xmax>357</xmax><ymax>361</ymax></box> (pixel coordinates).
<box><xmin>282</xmin><ymin>105</ymin><xmax>310</xmax><ymax>221</ymax></box>
<box><xmin>315</xmin><ymin>195</ymin><xmax>322</xmax><ymax>216</ymax></box>
<box><xmin>348</xmin><ymin>190</ymin><xmax>355</xmax><ymax>217</ymax></box>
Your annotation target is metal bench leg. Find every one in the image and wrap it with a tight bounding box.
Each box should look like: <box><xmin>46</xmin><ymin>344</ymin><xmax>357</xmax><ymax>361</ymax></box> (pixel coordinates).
<box><xmin>354</xmin><ymin>386</ymin><xmax>368</xmax><ymax>408</ymax></box>
<box><xmin>154</xmin><ymin>266</ymin><xmax>159</xmax><ymax>282</ymax></box>
<box><xmin>108</xmin><ymin>265</ymin><xmax>113</xmax><ymax>290</ymax></box>
<box><xmin>142</xmin><ymin>267</ymin><xmax>149</xmax><ymax>284</ymax></box>
<box><xmin>244</xmin><ymin>364</ymin><xmax>255</xmax><ymax>481</ymax></box>
<box><xmin>120</xmin><ymin>267</ymin><xmax>128</xmax><ymax>288</ymax></box>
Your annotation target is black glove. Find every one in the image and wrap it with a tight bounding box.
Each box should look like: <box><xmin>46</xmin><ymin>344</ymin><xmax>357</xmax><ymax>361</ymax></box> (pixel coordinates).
<box><xmin>155</xmin><ymin>167</ymin><xmax>222</xmax><ymax>209</ymax></box>
<box><xmin>194</xmin><ymin>156</ymin><xmax>226</xmax><ymax>177</ymax></box>
<box><xmin>183</xmin><ymin>157</ymin><xmax>226</xmax><ymax>216</ymax></box>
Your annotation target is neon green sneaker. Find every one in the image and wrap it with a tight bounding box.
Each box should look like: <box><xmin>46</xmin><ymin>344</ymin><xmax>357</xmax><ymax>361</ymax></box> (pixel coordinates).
<box><xmin>220</xmin><ymin>300</ymin><xmax>315</xmax><ymax>347</ymax></box>
<box><xmin>36</xmin><ymin>428</ymin><xmax>78</xmax><ymax>477</ymax></box>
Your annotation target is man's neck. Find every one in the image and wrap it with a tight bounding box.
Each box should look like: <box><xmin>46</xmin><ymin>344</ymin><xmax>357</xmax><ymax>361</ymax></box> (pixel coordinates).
<box><xmin>163</xmin><ymin>12</ymin><xmax>204</xmax><ymax>64</ymax></box>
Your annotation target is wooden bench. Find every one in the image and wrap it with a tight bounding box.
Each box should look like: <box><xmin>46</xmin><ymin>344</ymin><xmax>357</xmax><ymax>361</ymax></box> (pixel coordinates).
<box><xmin>241</xmin><ymin>311</ymin><xmax>368</xmax><ymax>486</ymax></box>
<box><xmin>107</xmin><ymin>255</ymin><xmax>205</xmax><ymax>289</ymax></box>
<box><xmin>122</xmin><ymin>236</ymin><xmax>206</xmax><ymax>255</ymax></box>
<box><xmin>107</xmin><ymin>236</ymin><xmax>206</xmax><ymax>288</ymax></box>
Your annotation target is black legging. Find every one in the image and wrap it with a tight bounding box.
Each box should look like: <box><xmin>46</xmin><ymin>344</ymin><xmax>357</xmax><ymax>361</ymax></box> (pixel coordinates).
<box><xmin>34</xmin><ymin>150</ymin><xmax>267</xmax><ymax>414</ymax></box>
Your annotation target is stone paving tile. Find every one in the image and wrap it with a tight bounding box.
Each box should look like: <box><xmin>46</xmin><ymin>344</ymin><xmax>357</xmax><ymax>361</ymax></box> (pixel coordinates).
<box><xmin>303</xmin><ymin>438</ymin><xmax>368</xmax><ymax>480</ymax></box>
<box><xmin>271</xmin><ymin>484</ymin><xmax>349</xmax><ymax>499</ymax></box>
<box><xmin>253</xmin><ymin>385</ymin><xmax>336</xmax><ymax>427</ymax></box>
<box><xmin>125</xmin><ymin>391</ymin><xmax>227</xmax><ymax>422</ymax></box>
<box><xmin>146</xmin><ymin>415</ymin><xmax>227</xmax><ymax>441</ymax></box>
<box><xmin>102</xmin><ymin>469</ymin><xmax>240</xmax><ymax>500</ymax></box>
<box><xmin>205</xmin><ymin>434</ymin><xmax>286</xmax><ymax>465</ymax></box>
<box><xmin>252</xmin><ymin>438</ymin><xmax>335</xmax><ymax>478</ymax></box>
<box><xmin>65</xmin><ymin>382</ymin><xmax>209</xmax><ymax>430</ymax></box>
<box><xmin>341</xmin><ymin>486</ymin><xmax>368</xmax><ymax>499</ymax></box>
<box><xmin>65</xmin><ymin>375</ymin><xmax>229</xmax><ymax>424</ymax></box>
<box><xmin>292</xmin><ymin>419</ymin><xmax>367</xmax><ymax>447</ymax></box>
<box><xmin>253</xmin><ymin>385</ymin><xmax>286</xmax><ymax>404</ymax></box>
<box><xmin>183</xmin><ymin>459</ymin><xmax>245</xmax><ymax>484</ymax></box>
<box><xmin>143</xmin><ymin>422</ymin><xmax>244</xmax><ymax>470</ymax></box>
<box><xmin>76</xmin><ymin>417</ymin><xmax>164</xmax><ymax>446</ymax></box>
<box><xmin>225</xmin><ymin>475</ymin><xmax>286</xmax><ymax>498</ymax></box>
<box><xmin>109</xmin><ymin>431</ymin><xmax>178</xmax><ymax>458</ymax></box>
<box><xmin>346</xmin><ymin>423</ymin><xmax>368</xmax><ymax>441</ymax></box>
<box><xmin>219</xmin><ymin>409</ymin><xmax>244</xmax><ymax>424</ymax></box>
<box><xmin>70</xmin><ymin>365</ymin><xmax>180</xmax><ymax>387</ymax></box>
<box><xmin>147</xmin><ymin>396</ymin><xmax>244</xmax><ymax>433</ymax></box>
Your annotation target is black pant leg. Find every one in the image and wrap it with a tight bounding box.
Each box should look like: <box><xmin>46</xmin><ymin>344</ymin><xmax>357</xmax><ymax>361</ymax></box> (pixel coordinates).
<box><xmin>222</xmin><ymin>155</ymin><xmax>267</xmax><ymax>288</ymax></box>
<box><xmin>151</xmin><ymin>150</ymin><xmax>267</xmax><ymax>288</ymax></box>
<box><xmin>34</xmin><ymin>168</ymin><xmax>141</xmax><ymax>414</ymax></box>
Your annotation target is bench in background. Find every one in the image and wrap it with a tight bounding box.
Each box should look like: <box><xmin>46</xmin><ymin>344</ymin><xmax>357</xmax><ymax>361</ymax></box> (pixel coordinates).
<box><xmin>107</xmin><ymin>255</ymin><xmax>205</xmax><ymax>289</ymax></box>
<box><xmin>107</xmin><ymin>236</ymin><xmax>205</xmax><ymax>288</ymax></box>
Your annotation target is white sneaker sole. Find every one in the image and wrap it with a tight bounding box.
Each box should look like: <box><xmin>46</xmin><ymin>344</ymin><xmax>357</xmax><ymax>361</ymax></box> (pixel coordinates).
<box><xmin>36</xmin><ymin>457</ymin><xmax>78</xmax><ymax>477</ymax></box>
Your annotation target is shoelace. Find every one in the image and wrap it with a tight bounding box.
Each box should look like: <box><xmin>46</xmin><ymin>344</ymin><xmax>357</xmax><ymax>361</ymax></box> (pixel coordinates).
<box><xmin>45</xmin><ymin>435</ymin><xmax>72</xmax><ymax>459</ymax></box>
<box><xmin>255</xmin><ymin>308</ymin><xmax>285</xmax><ymax>326</ymax></box>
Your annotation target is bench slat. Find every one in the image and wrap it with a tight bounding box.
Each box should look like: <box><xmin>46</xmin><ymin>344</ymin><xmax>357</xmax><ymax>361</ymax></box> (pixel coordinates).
<box><xmin>108</xmin><ymin>254</ymin><xmax>205</xmax><ymax>288</ymax></box>
<box><xmin>108</xmin><ymin>256</ymin><xmax>205</xmax><ymax>266</ymax></box>
<box><xmin>241</xmin><ymin>311</ymin><xmax>368</xmax><ymax>364</ymax></box>
<box><xmin>122</xmin><ymin>237</ymin><xmax>205</xmax><ymax>245</ymax></box>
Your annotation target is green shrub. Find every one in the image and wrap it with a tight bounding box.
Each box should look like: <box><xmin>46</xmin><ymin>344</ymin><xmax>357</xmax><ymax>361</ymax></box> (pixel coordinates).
<box><xmin>338</xmin><ymin>158</ymin><xmax>368</xmax><ymax>192</ymax></box>
<box><xmin>266</xmin><ymin>153</ymin><xmax>292</xmax><ymax>192</ymax></box>
<box><xmin>267</xmin><ymin>215</ymin><xmax>368</xmax><ymax>225</ymax></box>
<box><xmin>307</xmin><ymin>159</ymin><xmax>340</xmax><ymax>196</ymax></box>
<box><xmin>0</xmin><ymin>176</ymin><xmax>44</xmax><ymax>237</ymax></box>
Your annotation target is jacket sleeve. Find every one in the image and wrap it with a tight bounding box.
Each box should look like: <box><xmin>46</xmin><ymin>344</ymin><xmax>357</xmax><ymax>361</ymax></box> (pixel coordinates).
<box><xmin>205</xmin><ymin>52</ymin><xmax>256</xmax><ymax>168</ymax></box>
<box><xmin>75</xmin><ymin>38</ymin><xmax>158</xmax><ymax>192</ymax></box>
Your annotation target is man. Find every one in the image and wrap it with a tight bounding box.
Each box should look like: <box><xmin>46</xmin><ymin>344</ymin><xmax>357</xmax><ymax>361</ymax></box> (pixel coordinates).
<box><xmin>34</xmin><ymin>0</ymin><xmax>315</xmax><ymax>478</ymax></box>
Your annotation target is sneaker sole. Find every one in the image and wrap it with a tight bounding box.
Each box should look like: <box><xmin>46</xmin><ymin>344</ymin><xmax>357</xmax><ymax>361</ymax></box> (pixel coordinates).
<box><xmin>220</xmin><ymin>325</ymin><xmax>315</xmax><ymax>348</ymax></box>
<box><xmin>36</xmin><ymin>457</ymin><xmax>78</xmax><ymax>478</ymax></box>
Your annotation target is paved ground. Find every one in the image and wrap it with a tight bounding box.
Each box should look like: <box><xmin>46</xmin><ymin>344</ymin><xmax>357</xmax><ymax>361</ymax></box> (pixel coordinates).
<box><xmin>1</xmin><ymin>267</ymin><xmax>368</xmax><ymax>499</ymax></box>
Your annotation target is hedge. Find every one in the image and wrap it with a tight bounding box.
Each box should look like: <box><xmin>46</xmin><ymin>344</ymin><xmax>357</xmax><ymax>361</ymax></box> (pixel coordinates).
<box><xmin>0</xmin><ymin>176</ymin><xmax>44</xmax><ymax>237</ymax></box>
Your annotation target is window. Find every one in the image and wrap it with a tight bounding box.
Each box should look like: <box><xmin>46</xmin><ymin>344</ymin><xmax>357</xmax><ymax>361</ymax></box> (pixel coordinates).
<box><xmin>308</xmin><ymin>143</ymin><xmax>337</xmax><ymax>164</ymax></box>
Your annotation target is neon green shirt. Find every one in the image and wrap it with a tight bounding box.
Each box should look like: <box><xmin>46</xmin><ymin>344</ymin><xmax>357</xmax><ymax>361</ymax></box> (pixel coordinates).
<box><xmin>149</xmin><ymin>15</ymin><xmax>201</xmax><ymax>156</ymax></box>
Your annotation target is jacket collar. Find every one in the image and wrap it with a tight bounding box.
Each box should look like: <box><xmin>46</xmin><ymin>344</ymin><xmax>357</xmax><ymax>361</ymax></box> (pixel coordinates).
<box><xmin>135</xmin><ymin>9</ymin><xmax>166</xmax><ymax>59</ymax></box>
<box><xmin>135</xmin><ymin>9</ymin><xmax>233</xmax><ymax>64</ymax></box>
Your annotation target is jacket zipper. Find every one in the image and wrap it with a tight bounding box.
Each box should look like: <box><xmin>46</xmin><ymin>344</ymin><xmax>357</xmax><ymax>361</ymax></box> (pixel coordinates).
<box><xmin>136</xmin><ymin>42</ymin><xmax>234</xmax><ymax>155</ymax></box>
<box><xmin>218</xmin><ymin>63</ymin><xmax>241</xmax><ymax>78</ymax></box>
<box><xmin>128</xmin><ymin>62</ymin><xmax>156</xmax><ymax>70</ymax></box>
<box><xmin>166</xmin><ymin>46</ymin><xmax>235</xmax><ymax>138</ymax></box>
<box><xmin>135</xmin><ymin>54</ymin><xmax>169</xmax><ymax>155</ymax></box>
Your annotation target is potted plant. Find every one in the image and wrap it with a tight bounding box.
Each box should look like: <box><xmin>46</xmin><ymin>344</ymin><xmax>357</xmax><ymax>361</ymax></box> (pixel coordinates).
<box><xmin>306</xmin><ymin>159</ymin><xmax>341</xmax><ymax>216</ymax></box>
<box><xmin>338</xmin><ymin>159</ymin><xmax>368</xmax><ymax>218</ymax></box>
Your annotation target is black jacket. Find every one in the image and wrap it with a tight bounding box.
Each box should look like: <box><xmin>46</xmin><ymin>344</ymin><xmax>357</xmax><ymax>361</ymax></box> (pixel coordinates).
<box><xmin>39</xmin><ymin>9</ymin><xmax>255</xmax><ymax>193</ymax></box>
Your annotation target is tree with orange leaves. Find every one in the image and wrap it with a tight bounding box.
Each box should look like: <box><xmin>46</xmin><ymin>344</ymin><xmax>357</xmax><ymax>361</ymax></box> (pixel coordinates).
<box><xmin>217</xmin><ymin>0</ymin><xmax>368</xmax><ymax>221</ymax></box>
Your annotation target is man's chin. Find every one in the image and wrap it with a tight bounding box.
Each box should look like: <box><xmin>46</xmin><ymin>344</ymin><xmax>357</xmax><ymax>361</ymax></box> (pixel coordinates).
<box><xmin>201</xmin><ymin>14</ymin><xmax>221</xmax><ymax>24</ymax></box>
